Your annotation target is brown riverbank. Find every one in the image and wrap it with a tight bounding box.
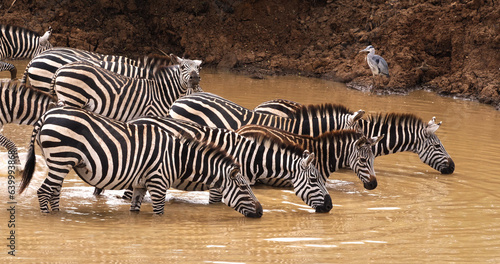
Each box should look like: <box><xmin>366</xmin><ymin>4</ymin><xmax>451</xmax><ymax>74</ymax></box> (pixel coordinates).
<box><xmin>1</xmin><ymin>0</ymin><xmax>499</xmax><ymax>109</ymax></box>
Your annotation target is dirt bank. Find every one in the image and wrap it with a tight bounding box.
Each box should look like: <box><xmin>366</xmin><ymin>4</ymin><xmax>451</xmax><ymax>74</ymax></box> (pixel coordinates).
<box><xmin>2</xmin><ymin>0</ymin><xmax>499</xmax><ymax>109</ymax></box>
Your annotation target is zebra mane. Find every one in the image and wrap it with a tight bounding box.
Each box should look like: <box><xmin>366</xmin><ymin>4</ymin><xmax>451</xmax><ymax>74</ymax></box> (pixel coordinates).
<box><xmin>289</xmin><ymin>103</ymin><xmax>353</xmax><ymax>118</ymax></box>
<box><xmin>240</xmin><ymin>132</ymin><xmax>306</xmax><ymax>157</ymax></box>
<box><xmin>136</xmin><ymin>54</ymin><xmax>171</xmax><ymax>76</ymax></box>
<box><xmin>311</xmin><ymin>129</ymin><xmax>362</xmax><ymax>141</ymax></box>
<box><xmin>366</xmin><ymin>113</ymin><xmax>424</xmax><ymax>127</ymax></box>
<box><xmin>178</xmin><ymin>131</ymin><xmax>241</xmax><ymax>170</ymax></box>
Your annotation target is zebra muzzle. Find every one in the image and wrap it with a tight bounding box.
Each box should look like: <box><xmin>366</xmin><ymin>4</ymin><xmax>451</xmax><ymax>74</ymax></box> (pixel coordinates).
<box><xmin>246</xmin><ymin>201</ymin><xmax>263</xmax><ymax>218</ymax></box>
<box><xmin>363</xmin><ymin>177</ymin><xmax>378</xmax><ymax>190</ymax></box>
<box><xmin>440</xmin><ymin>157</ymin><xmax>455</xmax><ymax>174</ymax></box>
<box><xmin>315</xmin><ymin>194</ymin><xmax>333</xmax><ymax>213</ymax></box>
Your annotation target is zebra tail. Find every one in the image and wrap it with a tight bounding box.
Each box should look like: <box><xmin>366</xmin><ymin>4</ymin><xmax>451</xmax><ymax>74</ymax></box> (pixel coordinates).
<box><xmin>19</xmin><ymin>117</ymin><xmax>43</xmax><ymax>194</ymax></box>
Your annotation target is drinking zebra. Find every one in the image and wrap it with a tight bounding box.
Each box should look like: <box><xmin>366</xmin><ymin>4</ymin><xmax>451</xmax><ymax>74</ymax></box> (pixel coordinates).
<box><xmin>253</xmin><ymin>99</ymin><xmax>455</xmax><ymax>174</ymax></box>
<box><xmin>50</xmin><ymin>56</ymin><xmax>200</xmax><ymax>121</ymax></box>
<box><xmin>236</xmin><ymin>125</ymin><xmax>383</xmax><ymax>190</ymax></box>
<box><xmin>22</xmin><ymin>47</ymin><xmax>202</xmax><ymax>93</ymax></box>
<box><xmin>1</xmin><ymin>25</ymin><xmax>52</xmax><ymax>79</ymax></box>
<box><xmin>169</xmin><ymin>92</ymin><xmax>364</xmax><ymax>135</ymax></box>
<box><xmin>0</xmin><ymin>80</ymin><xmax>55</xmax><ymax>164</ymax></box>
<box><xmin>19</xmin><ymin>106</ymin><xmax>262</xmax><ymax>217</ymax></box>
<box><xmin>125</xmin><ymin>116</ymin><xmax>333</xmax><ymax>213</ymax></box>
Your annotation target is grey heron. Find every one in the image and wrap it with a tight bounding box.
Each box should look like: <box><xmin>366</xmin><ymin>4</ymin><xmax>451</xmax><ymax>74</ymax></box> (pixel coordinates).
<box><xmin>360</xmin><ymin>45</ymin><xmax>390</xmax><ymax>87</ymax></box>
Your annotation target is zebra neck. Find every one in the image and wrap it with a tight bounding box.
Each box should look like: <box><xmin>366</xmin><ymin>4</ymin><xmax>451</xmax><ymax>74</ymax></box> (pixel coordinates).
<box><xmin>314</xmin><ymin>137</ymin><xmax>352</xmax><ymax>178</ymax></box>
<box><xmin>361</xmin><ymin>119</ymin><xmax>421</xmax><ymax>156</ymax></box>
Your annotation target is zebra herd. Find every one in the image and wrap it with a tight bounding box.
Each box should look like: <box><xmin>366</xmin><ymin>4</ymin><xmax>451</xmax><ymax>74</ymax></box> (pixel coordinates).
<box><xmin>1</xmin><ymin>24</ymin><xmax>455</xmax><ymax>218</ymax></box>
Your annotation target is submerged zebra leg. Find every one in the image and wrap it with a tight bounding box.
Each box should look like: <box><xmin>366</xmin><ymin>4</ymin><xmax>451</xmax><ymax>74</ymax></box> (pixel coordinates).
<box><xmin>209</xmin><ymin>189</ymin><xmax>223</xmax><ymax>204</ymax></box>
<box><xmin>48</xmin><ymin>186</ymin><xmax>62</xmax><ymax>212</ymax></box>
<box><xmin>146</xmin><ymin>181</ymin><xmax>168</xmax><ymax>215</ymax></box>
<box><xmin>37</xmin><ymin>162</ymin><xmax>73</xmax><ymax>213</ymax></box>
<box><xmin>130</xmin><ymin>187</ymin><xmax>147</xmax><ymax>211</ymax></box>
<box><xmin>0</xmin><ymin>134</ymin><xmax>21</xmax><ymax>165</ymax></box>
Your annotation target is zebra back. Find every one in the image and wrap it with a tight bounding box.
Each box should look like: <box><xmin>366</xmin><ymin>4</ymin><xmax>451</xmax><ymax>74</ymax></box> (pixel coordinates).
<box><xmin>169</xmin><ymin>92</ymin><xmax>362</xmax><ymax>136</ymax></box>
<box><xmin>21</xmin><ymin>47</ymin><xmax>140</xmax><ymax>92</ymax></box>
<box><xmin>0</xmin><ymin>24</ymin><xmax>52</xmax><ymax>59</ymax></box>
<box><xmin>253</xmin><ymin>98</ymin><xmax>303</xmax><ymax>117</ymax></box>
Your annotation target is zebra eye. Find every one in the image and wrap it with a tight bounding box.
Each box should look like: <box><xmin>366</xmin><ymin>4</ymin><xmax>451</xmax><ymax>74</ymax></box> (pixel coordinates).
<box><xmin>360</xmin><ymin>158</ymin><xmax>367</xmax><ymax>163</ymax></box>
<box><xmin>434</xmin><ymin>144</ymin><xmax>441</xmax><ymax>148</ymax></box>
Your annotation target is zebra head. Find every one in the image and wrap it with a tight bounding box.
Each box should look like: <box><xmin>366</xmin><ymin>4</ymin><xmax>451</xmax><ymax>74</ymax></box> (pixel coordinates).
<box><xmin>349</xmin><ymin>135</ymin><xmax>384</xmax><ymax>190</ymax></box>
<box><xmin>170</xmin><ymin>54</ymin><xmax>203</xmax><ymax>93</ymax></box>
<box><xmin>220</xmin><ymin>165</ymin><xmax>263</xmax><ymax>218</ymax></box>
<box><xmin>416</xmin><ymin>117</ymin><xmax>455</xmax><ymax>174</ymax></box>
<box><xmin>293</xmin><ymin>150</ymin><xmax>333</xmax><ymax>213</ymax></box>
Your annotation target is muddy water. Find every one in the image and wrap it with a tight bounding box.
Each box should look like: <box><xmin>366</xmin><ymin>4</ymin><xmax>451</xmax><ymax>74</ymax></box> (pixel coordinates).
<box><xmin>1</xmin><ymin>64</ymin><xmax>500</xmax><ymax>263</ymax></box>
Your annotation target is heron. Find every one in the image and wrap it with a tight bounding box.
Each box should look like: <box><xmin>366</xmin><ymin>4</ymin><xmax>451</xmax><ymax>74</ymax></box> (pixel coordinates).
<box><xmin>360</xmin><ymin>45</ymin><xmax>390</xmax><ymax>87</ymax></box>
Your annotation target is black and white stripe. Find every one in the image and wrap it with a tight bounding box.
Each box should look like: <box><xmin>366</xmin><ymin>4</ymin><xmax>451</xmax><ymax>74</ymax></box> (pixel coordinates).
<box><xmin>19</xmin><ymin>106</ymin><xmax>262</xmax><ymax>217</ymax></box>
<box><xmin>0</xmin><ymin>80</ymin><xmax>54</xmax><ymax>164</ymax></box>
<box><xmin>0</xmin><ymin>61</ymin><xmax>16</xmax><ymax>79</ymax></box>
<box><xmin>51</xmin><ymin>56</ymin><xmax>201</xmax><ymax>121</ymax></box>
<box><xmin>169</xmin><ymin>92</ymin><xmax>363</xmax><ymax>136</ymax></box>
<box><xmin>22</xmin><ymin>47</ymin><xmax>202</xmax><ymax>93</ymax></box>
<box><xmin>236</xmin><ymin>125</ymin><xmax>383</xmax><ymax>190</ymax></box>
<box><xmin>360</xmin><ymin>114</ymin><xmax>454</xmax><ymax>174</ymax></box>
<box><xmin>1</xmin><ymin>25</ymin><xmax>52</xmax><ymax>79</ymax></box>
<box><xmin>127</xmin><ymin>116</ymin><xmax>333</xmax><ymax>213</ymax></box>
<box><xmin>253</xmin><ymin>100</ymin><xmax>455</xmax><ymax>174</ymax></box>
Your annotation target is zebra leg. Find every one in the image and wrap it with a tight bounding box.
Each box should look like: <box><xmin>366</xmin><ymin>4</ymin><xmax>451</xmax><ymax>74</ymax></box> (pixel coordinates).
<box><xmin>146</xmin><ymin>181</ymin><xmax>168</xmax><ymax>215</ymax></box>
<box><xmin>37</xmin><ymin>162</ymin><xmax>72</xmax><ymax>213</ymax></box>
<box><xmin>48</xmin><ymin>186</ymin><xmax>62</xmax><ymax>212</ymax></box>
<box><xmin>209</xmin><ymin>189</ymin><xmax>223</xmax><ymax>204</ymax></box>
<box><xmin>37</xmin><ymin>177</ymin><xmax>62</xmax><ymax>213</ymax></box>
<box><xmin>0</xmin><ymin>134</ymin><xmax>21</xmax><ymax>165</ymax></box>
<box><xmin>130</xmin><ymin>187</ymin><xmax>147</xmax><ymax>211</ymax></box>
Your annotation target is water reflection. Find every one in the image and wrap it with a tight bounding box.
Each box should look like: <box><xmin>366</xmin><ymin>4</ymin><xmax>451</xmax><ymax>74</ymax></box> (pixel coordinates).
<box><xmin>1</xmin><ymin>64</ymin><xmax>500</xmax><ymax>262</ymax></box>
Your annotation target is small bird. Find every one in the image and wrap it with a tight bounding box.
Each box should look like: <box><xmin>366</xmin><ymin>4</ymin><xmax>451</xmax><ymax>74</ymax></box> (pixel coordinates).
<box><xmin>360</xmin><ymin>45</ymin><xmax>390</xmax><ymax>88</ymax></box>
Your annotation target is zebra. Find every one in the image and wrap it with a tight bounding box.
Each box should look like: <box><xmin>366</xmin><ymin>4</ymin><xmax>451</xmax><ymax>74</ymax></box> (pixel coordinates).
<box><xmin>0</xmin><ymin>80</ymin><xmax>55</xmax><ymax>165</ymax></box>
<box><xmin>50</xmin><ymin>55</ymin><xmax>200</xmax><ymax>122</ymax></box>
<box><xmin>21</xmin><ymin>46</ymin><xmax>202</xmax><ymax>93</ymax></box>
<box><xmin>19</xmin><ymin>106</ymin><xmax>263</xmax><ymax>217</ymax></box>
<box><xmin>236</xmin><ymin>125</ymin><xmax>383</xmax><ymax>190</ymax></box>
<box><xmin>253</xmin><ymin>99</ymin><xmax>455</xmax><ymax>174</ymax></box>
<box><xmin>169</xmin><ymin>92</ymin><xmax>364</xmax><ymax>136</ymax></box>
<box><xmin>125</xmin><ymin>116</ymin><xmax>333</xmax><ymax>213</ymax></box>
<box><xmin>1</xmin><ymin>25</ymin><xmax>52</xmax><ymax>79</ymax></box>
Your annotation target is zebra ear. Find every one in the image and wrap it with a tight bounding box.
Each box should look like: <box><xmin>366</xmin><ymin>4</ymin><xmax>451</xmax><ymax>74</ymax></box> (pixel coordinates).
<box><xmin>230</xmin><ymin>167</ymin><xmax>240</xmax><ymax>180</ymax></box>
<box><xmin>349</xmin><ymin>109</ymin><xmax>365</xmax><ymax>123</ymax></box>
<box><xmin>426</xmin><ymin>117</ymin><xmax>442</xmax><ymax>134</ymax></box>
<box><xmin>170</xmin><ymin>53</ymin><xmax>182</xmax><ymax>65</ymax></box>
<box><xmin>39</xmin><ymin>26</ymin><xmax>52</xmax><ymax>46</ymax></box>
<box><xmin>369</xmin><ymin>134</ymin><xmax>384</xmax><ymax>145</ymax></box>
<box><xmin>355</xmin><ymin>137</ymin><xmax>369</xmax><ymax>148</ymax></box>
<box><xmin>301</xmin><ymin>150</ymin><xmax>315</xmax><ymax>168</ymax></box>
